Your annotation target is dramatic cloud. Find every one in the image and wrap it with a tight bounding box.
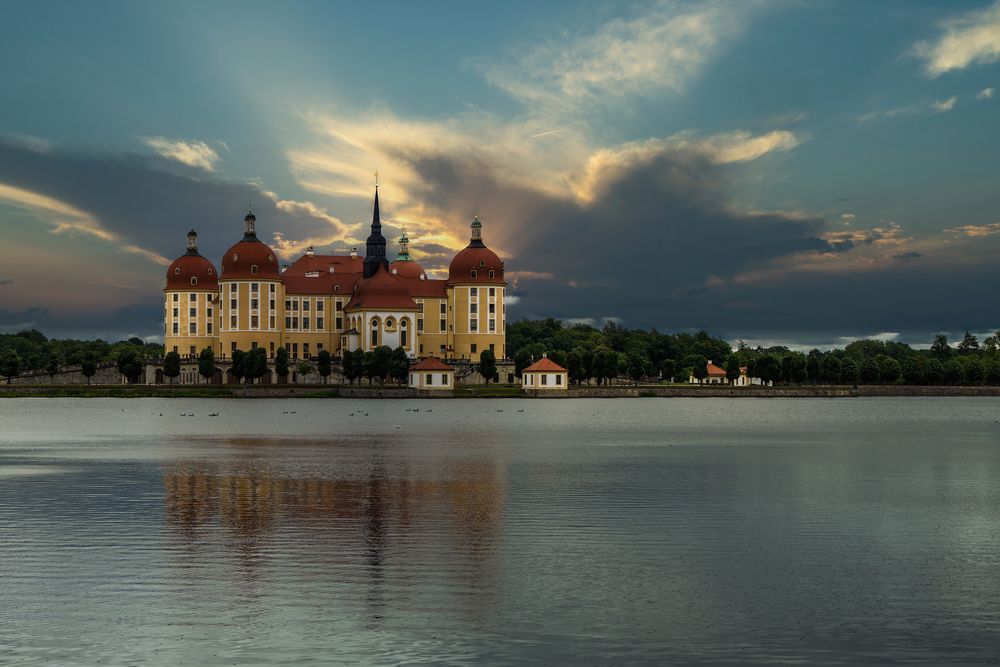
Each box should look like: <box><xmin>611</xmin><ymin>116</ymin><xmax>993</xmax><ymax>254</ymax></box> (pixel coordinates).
<box><xmin>479</xmin><ymin>0</ymin><xmax>753</xmax><ymax>116</ymax></box>
<box><xmin>857</xmin><ymin>96</ymin><xmax>957</xmax><ymax>122</ymax></box>
<box><xmin>978</xmin><ymin>87</ymin><xmax>995</xmax><ymax>100</ymax></box>
<box><xmin>913</xmin><ymin>1</ymin><xmax>1000</xmax><ymax>76</ymax></box>
<box><xmin>944</xmin><ymin>222</ymin><xmax>1000</xmax><ymax>237</ymax></box>
<box><xmin>141</xmin><ymin>136</ymin><xmax>223</xmax><ymax>171</ymax></box>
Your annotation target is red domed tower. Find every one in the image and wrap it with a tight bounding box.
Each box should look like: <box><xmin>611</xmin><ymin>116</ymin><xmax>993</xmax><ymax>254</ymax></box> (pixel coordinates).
<box><xmin>445</xmin><ymin>216</ymin><xmax>507</xmax><ymax>360</ymax></box>
<box><xmin>218</xmin><ymin>211</ymin><xmax>284</xmax><ymax>359</ymax></box>
<box><xmin>163</xmin><ymin>229</ymin><xmax>220</xmax><ymax>358</ymax></box>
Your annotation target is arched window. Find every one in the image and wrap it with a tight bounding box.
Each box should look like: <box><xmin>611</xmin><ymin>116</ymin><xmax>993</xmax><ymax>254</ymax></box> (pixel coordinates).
<box><xmin>251</xmin><ymin>265</ymin><xmax>258</xmax><ymax>274</ymax></box>
<box><xmin>480</xmin><ymin>260</ymin><xmax>486</xmax><ymax>267</ymax></box>
<box><xmin>334</xmin><ymin>284</ymin><xmax>340</xmax><ymax>292</ymax></box>
<box><xmin>385</xmin><ymin>318</ymin><xmax>394</xmax><ymax>328</ymax></box>
<box><xmin>370</xmin><ymin>319</ymin><xmax>379</xmax><ymax>347</ymax></box>
<box><xmin>471</xmin><ymin>269</ymin><xmax>477</xmax><ymax>278</ymax></box>
<box><xmin>191</xmin><ymin>277</ymin><xmax>198</xmax><ymax>285</ymax></box>
<box><xmin>488</xmin><ymin>270</ymin><xmax>494</xmax><ymax>279</ymax></box>
<box><xmin>400</xmin><ymin>319</ymin><xmax>408</xmax><ymax>347</ymax></box>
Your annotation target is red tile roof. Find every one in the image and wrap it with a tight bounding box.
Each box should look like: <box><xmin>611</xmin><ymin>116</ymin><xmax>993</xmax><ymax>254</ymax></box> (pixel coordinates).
<box><xmin>410</xmin><ymin>357</ymin><xmax>453</xmax><ymax>371</ymax></box>
<box><xmin>282</xmin><ymin>272</ymin><xmax>361</xmax><ymax>295</ymax></box>
<box><xmin>706</xmin><ymin>362</ymin><xmax>727</xmax><ymax>376</ymax></box>
<box><xmin>344</xmin><ymin>264</ymin><xmax>419</xmax><ymax>311</ymax></box>
<box><xmin>165</xmin><ymin>253</ymin><xmax>218</xmax><ymax>291</ymax></box>
<box><xmin>220</xmin><ymin>239</ymin><xmax>281</xmax><ymax>280</ymax></box>
<box><xmin>523</xmin><ymin>356</ymin><xmax>567</xmax><ymax>373</ymax></box>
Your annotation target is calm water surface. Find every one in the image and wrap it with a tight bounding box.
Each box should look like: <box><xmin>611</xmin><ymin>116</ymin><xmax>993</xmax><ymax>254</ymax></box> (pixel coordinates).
<box><xmin>2</xmin><ymin>397</ymin><xmax>1000</xmax><ymax>665</ymax></box>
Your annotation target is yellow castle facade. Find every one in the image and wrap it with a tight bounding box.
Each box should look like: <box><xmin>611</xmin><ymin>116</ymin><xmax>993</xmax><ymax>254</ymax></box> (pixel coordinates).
<box><xmin>163</xmin><ymin>188</ymin><xmax>507</xmax><ymax>362</ymax></box>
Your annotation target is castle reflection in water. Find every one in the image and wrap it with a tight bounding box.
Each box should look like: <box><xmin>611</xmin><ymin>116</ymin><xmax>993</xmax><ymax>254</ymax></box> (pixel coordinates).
<box><xmin>161</xmin><ymin>438</ymin><xmax>506</xmax><ymax>620</ymax></box>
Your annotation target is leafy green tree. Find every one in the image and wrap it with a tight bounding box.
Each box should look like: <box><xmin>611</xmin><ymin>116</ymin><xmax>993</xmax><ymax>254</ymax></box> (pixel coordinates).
<box><xmin>806</xmin><ymin>350</ymin><xmax>821</xmax><ymax>384</ymax></box>
<box><xmin>985</xmin><ymin>359</ymin><xmax>1000</xmax><ymax>386</ymax></box>
<box><xmin>924</xmin><ymin>359</ymin><xmax>945</xmax><ymax>385</ymax></box>
<box><xmin>756</xmin><ymin>355</ymin><xmax>781</xmax><ymax>385</ymax></box>
<box><xmin>819</xmin><ymin>356</ymin><xmax>841</xmax><ymax>384</ymax></box>
<box><xmin>548</xmin><ymin>349</ymin><xmax>568</xmax><ymax>371</ymax></box>
<box><xmin>514</xmin><ymin>350</ymin><xmax>532</xmax><ymax>378</ymax></box>
<box><xmin>362</xmin><ymin>351</ymin><xmax>376</xmax><ymax>385</ymax></box>
<box><xmin>390</xmin><ymin>347</ymin><xmax>410</xmax><ymax>384</ymax></box>
<box><xmin>478</xmin><ymin>349</ymin><xmax>498</xmax><ymax>384</ymax></box>
<box><xmin>957</xmin><ymin>330</ymin><xmax>980</xmax><ymax>355</ymax></box>
<box><xmin>660</xmin><ymin>358</ymin><xmax>677</xmax><ymax>383</ymax></box>
<box><xmin>163</xmin><ymin>351</ymin><xmax>181</xmax><ymax>384</ymax></box>
<box><xmin>116</xmin><ymin>349</ymin><xmax>144</xmax><ymax>384</ymax></box>
<box><xmin>840</xmin><ymin>357</ymin><xmax>859</xmax><ymax>385</ymax></box>
<box><xmin>725</xmin><ymin>355</ymin><xmax>741</xmax><ymax>383</ymax></box>
<box><xmin>230</xmin><ymin>349</ymin><xmax>246</xmax><ymax>384</ymax></box>
<box><xmin>595</xmin><ymin>347</ymin><xmax>620</xmax><ymax>385</ymax></box>
<box><xmin>370</xmin><ymin>346</ymin><xmax>393</xmax><ymax>384</ymax></box>
<box><xmin>46</xmin><ymin>352</ymin><xmax>61</xmax><ymax>382</ymax></box>
<box><xmin>691</xmin><ymin>361</ymin><xmax>708</xmax><ymax>383</ymax></box>
<box><xmin>627</xmin><ymin>351</ymin><xmax>646</xmax><ymax>384</ymax></box>
<box><xmin>0</xmin><ymin>349</ymin><xmax>21</xmax><ymax>383</ymax></box>
<box><xmin>859</xmin><ymin>358</ymin><xmax>879</xmax><ymax>384</ymax></box>
<box><xmin>943</xmin><ymin>359</ymin><xmax>963</xmax><ymax>385</ymax></box>
<box><xmin>901</xmin><ymin>357</ymin><xmax>923</xmax><ymax>385</ymax></box>
<box><xmin>342</xmin><ymin>349</ymin><xmax>363</xmax><ymax>384</ymax></box>
<box><xmin>317</xmin><ymin>349</ymin><xmax>332</xmax><ymax>384</ymax></box>
<box><xmin>244</xmin><ymin>348</ymin><xmax>269</xmax><ymax>384</ymax></box>
<box><xmin>274</xmin><ymin>347</ymin><xmax>289</xmax><ymax>381</ymax></box>
<box><xmin>880</xmin><ymin>357</ymin><xmax>901</xmax><ymax>384</ymax></box>
<box><xmin>566</xmin><ymin>349</ymin><xmax>583</xmax><ymax>385</ymax></box>
<box><xmin>198</xmin><ymin>347</ymin><xmax>216</xmax><ymax>383</ymax></box>
<box><xmin>81</xmin><ymin>358</ymin><xmax>97</xmax><ymax>385</ymax></box>
<box><xmin>931</xmin><ymin>334</ymin><xmax>951</xmax><ymax>360</ymax></box>
<box><xmin>964</xmin><ymin>358</ymin><xmax>984</xmax><ymax>385</ymax></box>
<box><xmin>297</xmin><ymin>359</ymin><xmax>313</xmax><ymax>379</ymax></box>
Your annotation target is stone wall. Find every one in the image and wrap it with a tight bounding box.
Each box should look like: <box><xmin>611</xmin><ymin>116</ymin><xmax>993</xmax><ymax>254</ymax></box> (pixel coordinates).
<box><xmin>9</xmin><ymin>363</ymin><xmax>124</xmax><ymax>385</ymax></box>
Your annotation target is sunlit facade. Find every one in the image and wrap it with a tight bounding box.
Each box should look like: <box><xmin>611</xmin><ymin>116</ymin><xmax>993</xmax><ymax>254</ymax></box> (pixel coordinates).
<box><xmin>163</xmin><ymin>188</ymin><xmax>507</xmax><ymax>361</ymax></box>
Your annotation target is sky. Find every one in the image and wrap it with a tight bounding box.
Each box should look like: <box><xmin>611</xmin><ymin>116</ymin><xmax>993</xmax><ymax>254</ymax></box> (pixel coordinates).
<box><xmin>0</xmin><ymin>0</ymin><xmax>998</xmax><ymax>349</ymax></box>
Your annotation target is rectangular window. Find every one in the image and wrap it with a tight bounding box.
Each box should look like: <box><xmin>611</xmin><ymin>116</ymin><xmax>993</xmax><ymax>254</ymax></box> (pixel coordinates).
<box><xmin>251</xmin><ymin>341</ymin><xmax>257</xmax><ymax>350</ymax></box>
<box><xmin>207</xmin><ymin>323</ymin><xmax>213</xmax><ymax>334</ymax></box>
<box><xmin>251</xmin><ymin>315</ymin><xmax>259</xmax><ymax>328</ymax></box>
<box><xmin>172</xmin><ymin>323</ymin><xmax>178</xmax><ymax>334</ymax></box>
<box><xmin>190</xmin><ymin>346</ymin><xmax>196</xmax><ymax>357</ymax></box>
<box><xmin>303</xmin><ymin>343</ymin><xmax>310</xmax><ymax>358</ymax></box>
<box><xmin>470</xmin><ymin>303</ymin><xmax>477</xmax><ymax>314</ymax></box>
<box><xmin>189</xmin><ymin>307</ymin><xmax>196</xmax><ymax>317</ymax></box>
<box><xmin>293</xmin><ymin>301</ymin><xmax>299</xmax><ymax>311</ymax></box>
<box><xmin>489</xmin><ymin>303</ymin><xmax>495</xmax><ymax>314</ymax></box>
<box><xmin>251</xmin><ymin>298</ymin><xmax>259</xmax><ymax>310</ymax></box>
<box><xmin>285</xmin><ymin>300</ymin><xmax>291</xmax><ymax>310</ymax></box>
<box><xmin>189</xmin><ymin>323</ymin><xmax>196</xmax><ymax>334</ymax></box>
<box><xmin>336</xmin><ymin>301</ymin><xmax>343</xmax><ymax>311</ymax></box>
<box><xmin>172</xmin><ymin>308</ymin><xmax>178</xmax><ymax>317</ymax></box>
<box><xmin>207</xmin><ymin>308</ymin><xmax>213</xmax><ymax>318</ymax></box>
<box><xmin>269</xmin><ymin>342</ymin><xmax>275</xmax><ymax>356</ymax></box>
<box><xmin>189</xmin><ymin>293</ymin><xmax>196</xmax><ymax>301</ymax></box>
<box><xmin>417</xmin><ymin>318</ymin><xmax>424</xmax><ymax>331</ymax></box>
<box><xmin>285</xmin><ymin>316</ymin><xmax>291</xmax><ymax>329</ymax></box>
<box><xmin>489</xmin><ymin>343</ymin><xmax>495</xmax><ymax>352</ymax></box>
<box><xmin>440</xmin><ymin>318</ymin><xmax>446</xmax><ymax>330</ymax></box>
<box><xmin>489</xmin><ymin>319</ymin><xmax>496</xmax><ymax>332</ymax></box>
<box><xmin>470</xmin><ymin>319</ymin><xmax>478</xmax><ymax>332</ymax></box>
<box><xmin>231</xmin><ymin>284</ymin><xmax>237</xmax><ymax>293</ymax></box>
<box><xmin>336</xmin><ymin>317</ymin><xmax>342</xmax><ymax>330</ymax></box>
<box><xmin>269</xmin><ymin>299</ymin><xmax>275</xmax><ymax>310</ymax></box>
<box><xmin>292</xmin><ymin>317</ymin><xmax>299</xmax><ymax>329</ymax></box>
<box><xmin>292</xmin><ymin>343</ymin><xmax>298</xmax><ymax>358</ymax></box>
<box><xmin>251</xmin><ymin>283</ymin><xmax>259</xmax><ymax>293</ymax></box>
<box><xmin>471</xmin><ymin>343</ymin><xmax>477</xmax><ymax>354</ymax></box>
<box><xmin>303</xmin><ymin>300</ymin><xmax>310</xmax><ymax>311</ymax></box>
<box><xmin>231</xmin><ymin>342</ymin><xmax>237</xmax><ymax>353</ymax></box>
<box><xmin>230</xmin><ymin>299</ymin><xmax>237</xmax><ymax>310</ymax></box>
<box><xmin>541</xmin><ymin>374</ymin><xmax>548</xmax><ymax>386</ymax></box>
<box><xmin>316</xmin><ymin>301</ymin><xmax>324</xmax><ymax>311</ymax></box>
<box><xmin>556</xmin><ymin>374</ymin><xmax>562</xmax><ymax>385</ymax></box>
<box><xmin>426</xmin><ymin>374</ymin><xmax>433</xmax><ymax>385</ymax></box>
<box><xmin>440</xmin><ymin>302</ymin><xmax>446</xmax><ymax>314</ymax></box>
<box><xmin>303</xmin><ymin>317</ymin><xmax>310</xmax><ymax>330</ymax></box>
<box><xmin>440</xmin><ymin>345</ymin><xmax>446</xmax><ymax>354</ymax></box>
<box><xmin>269</xmin><ymin>316</ymin><xmax>275</xmax><ymax>329</ymax></box>
<box><xmin>230</xmin><ymin>315</ymin><xmax>237</xmax><ymax>328</ymax></box>
<box><xmin>441</xmin><ymin>374</ymin><xmax>448</xmax><ymax>385</ymax></box>
<box><xmin>317</xmin><ymin>343</ymin><xmax>323</xmax><ymax>351</ymax></box>
<box><xmin>173</xmin><ymin>293</ymin><xmax>179</xmax><ymax>302</ymax></box>
<box><xmin>317</xmin><ymin>318</ymin><xmax>324</xmax><ymax>330</ymax></box>
<box><xmin>489</xmin><ymin>288</ymin><xmax>495</xmax><ymax>297</ymax></box>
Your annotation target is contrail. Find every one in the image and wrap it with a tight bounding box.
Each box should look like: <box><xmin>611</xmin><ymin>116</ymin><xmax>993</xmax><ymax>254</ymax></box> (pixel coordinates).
<box><xmin>530</xmin><ymin>128</ymin><xmax>567</xmax><ymax>138</ymax></box>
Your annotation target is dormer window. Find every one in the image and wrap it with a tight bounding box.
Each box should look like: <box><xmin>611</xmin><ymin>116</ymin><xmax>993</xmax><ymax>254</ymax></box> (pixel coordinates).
<box><xmin>251</xmin><ymin>265</ymin><xmax>259</xmax><ymax>274</ymax></box>
<box><xmin>191</xmin><ymin>277</ymin><xmax>198</xmax><ymax>285</ymax></box>
<box><xmin>471</xmin><ymin>269</ymin><xmax>477</xmax><ymax>278</ymax></box>
<box><xmin>207</xmin><ymin>268</ymin><xmax>213</xmax><ymax>275</ymax></box>
<box><xmin>174</xmin><ymin>267</ymin><xmax>180</xmax><ymax>275</ymax></box>
<box><xmin>233</xmin><ymin>253</ymin><xmax>239</xmax><ymax>261</ymax></box>
<box><xmin>480</xmin><ymin>260</ymin><xmax>486</xmax><ymax>267</ymax></box>
<box><xmin>488</xmin><ymin>270</ymin><xmax>495</xmax><ymax>279</ymax></box>
<box><xmin>335</xmin><ymin>285</ymin><xmax>341</xmax><ymax>292</ymax></box>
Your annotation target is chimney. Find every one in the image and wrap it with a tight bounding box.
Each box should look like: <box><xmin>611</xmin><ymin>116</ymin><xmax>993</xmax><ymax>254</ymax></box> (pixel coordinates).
<box><xmin>328</xmin><ymin>263</ymin><xmax>335</xmax><ymax>274</ymax></box>
<box><xmin>350</xmin><ymin>247</ymin><xmax>358</xmax><ymax>258</ymax></box>
<box><xmin>305</xmin><ymin>246</ymin><xmax>314</xmax><ymax>257</ymax></box>
<box><xmin>281</xmin><ymin>264</ymin><xmax>290</xmax><ymax>274</ymax></box>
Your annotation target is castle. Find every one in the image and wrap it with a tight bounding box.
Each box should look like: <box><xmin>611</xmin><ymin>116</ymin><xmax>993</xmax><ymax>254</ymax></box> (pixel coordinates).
<box><xmin>163</xmin><ymin>188</ymin><xmax>508</xmax><ymax>362</ymax></box>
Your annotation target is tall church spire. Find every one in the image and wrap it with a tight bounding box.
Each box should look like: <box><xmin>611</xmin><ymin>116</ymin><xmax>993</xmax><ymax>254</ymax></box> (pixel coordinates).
<box><xmin>363</xmin><ymin>184</ymin><xmax>388</xmax><ymax>278</ymax></box>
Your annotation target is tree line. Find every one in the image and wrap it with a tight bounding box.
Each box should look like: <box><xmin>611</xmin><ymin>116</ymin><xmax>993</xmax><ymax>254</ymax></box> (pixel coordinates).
<box><xmin>0</xmin><ymin>329</ymin><xmax>162</xmax><ymax>384</ymax></box>
<box><xmin>507</xmin><ymin>319</ymin><xmax>1000</xmax><ymax>386</ymax></box>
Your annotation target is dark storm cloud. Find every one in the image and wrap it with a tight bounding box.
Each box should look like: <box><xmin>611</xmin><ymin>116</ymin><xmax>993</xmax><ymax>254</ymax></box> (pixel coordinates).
<box><xmin>392</xmin><ymin>144</ymin><xmax>999</xmax><ymax>338</ymax></box>
<box><xmin>0</xmin><ymin>137</ymin><xmax>345</xmax><ymax>264</ymax></box>
<box><xmin>0</xmin><ymin>279</ymin><xmax>12</xmax><ymax>286</ymax></box>
<box><xmin>0</xmin><ymin>302</ymin><xmax>161</xmax><ymax>340</ymax></box>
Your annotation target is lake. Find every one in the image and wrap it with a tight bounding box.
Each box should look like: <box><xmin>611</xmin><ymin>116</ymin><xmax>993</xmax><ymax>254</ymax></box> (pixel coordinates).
<box><xmin>2</xmin><ymin>397</ymin><xmax>999</xmax><ymax>665</ymax></box>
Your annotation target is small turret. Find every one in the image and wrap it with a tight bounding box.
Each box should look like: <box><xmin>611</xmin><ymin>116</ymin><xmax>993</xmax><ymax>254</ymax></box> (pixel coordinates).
<box><xmin>243</xmin><ymin>211</ymin><xmax>257</xmax><ymax>239</ymax></box>
<box><xmin>186</xmin><ymin>228</ymin><xmax>199</xmax><ymax>254</ymax></box>
<box><xmin>397</xmin><ymin>227</ymin><xmax>411</xmax><ymax>261</ymax></box>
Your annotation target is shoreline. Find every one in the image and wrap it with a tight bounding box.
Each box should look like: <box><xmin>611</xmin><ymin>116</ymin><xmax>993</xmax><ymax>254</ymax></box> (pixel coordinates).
<box><xmin>1</xmin><ymin>384</ymin><xmax>999</xmax><ymax>398</ymax></box>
